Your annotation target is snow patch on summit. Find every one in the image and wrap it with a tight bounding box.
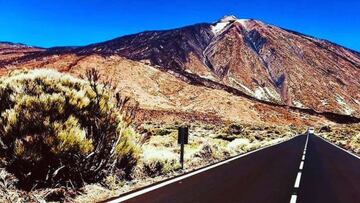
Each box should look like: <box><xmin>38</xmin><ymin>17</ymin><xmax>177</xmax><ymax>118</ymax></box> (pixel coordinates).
<box><xmin>211</xmin><ymin>22</ymin><xmax>230</xmax><ymax>34</ymax></box>
<box><xmin>236</xmin><ymin>19</ymin><xmax>249</xmax><ymax>28</ymax></box>
<box><xmin>211</xmin><ymin>16</ymin><xmax>250</xmax><ymax>35</ymax></box>
<box><xmin>211</xmin><ymin>15</ymin><xmax>236</xmax><ymax>35</ymax></box>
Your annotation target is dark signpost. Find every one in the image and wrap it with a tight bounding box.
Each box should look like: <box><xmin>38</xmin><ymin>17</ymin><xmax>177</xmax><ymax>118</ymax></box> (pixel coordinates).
<box><xmin>178</xmin><ymin>126</ymin><xmax>189</xmax><ymax>169</ymax></box>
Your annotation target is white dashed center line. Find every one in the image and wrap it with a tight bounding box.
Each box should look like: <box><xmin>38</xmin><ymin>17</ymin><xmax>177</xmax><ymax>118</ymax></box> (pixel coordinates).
<box><xmin>299</xmin><ymin>161</ymin><xmax>304</xmax><ymax>170</ymax></box>
<box><xmin>290</xmin><ymin>195</ymin><xmax>297</xmax><ymax>203</ymax></box>
<box><xmin>294</xmin><ymin>172</ymin><xmax>302</xmax><ymax>188</ymax></box>
<box><xmin>289</xmin><ymin>134</ymin><xmax>309</xmax><ymax>203</ymax></box>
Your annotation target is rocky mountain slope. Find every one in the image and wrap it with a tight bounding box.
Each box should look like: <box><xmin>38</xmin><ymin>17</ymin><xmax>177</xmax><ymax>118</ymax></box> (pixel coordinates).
<box><xmin>1</xmin><ymin>16</ymin><xmax>359</xmax><ymax>125</ymax></box>
<box><xmin>0</xmin><ymin>42</ymin><xmax>43</xmax><ymax>63</ymax></box>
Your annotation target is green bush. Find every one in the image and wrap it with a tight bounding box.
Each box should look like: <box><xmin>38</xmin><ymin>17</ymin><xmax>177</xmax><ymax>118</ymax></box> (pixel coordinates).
<box><xmin>0</xmin><ymin>69</ymin><xmax>140</xmax><ymax>190</ymax></box>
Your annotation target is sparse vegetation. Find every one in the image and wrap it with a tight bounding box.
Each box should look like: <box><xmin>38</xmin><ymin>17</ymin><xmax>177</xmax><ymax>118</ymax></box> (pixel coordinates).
<box><xmin>139</xmin><ymin>147</ymin><xmax>181</xmax><ymax>177</ymax></box>
<box><xmin>0</xmin><ymin>69</ymin><xmax>140</xmax><ymax>191</ymax></box>
<box><xmin>0</xmin><ymin>69</ymin><xmax>301</xmax><ymax>202</ymax></box>
<box><xmin>132</xmin><ymin>122</ymin><xmax>298</xmax><ymax>172</ymax></box>
<box><xmin>318</xmin><ymin>124</ymin><xmax>360</xmax><ymax>154</ymax></box>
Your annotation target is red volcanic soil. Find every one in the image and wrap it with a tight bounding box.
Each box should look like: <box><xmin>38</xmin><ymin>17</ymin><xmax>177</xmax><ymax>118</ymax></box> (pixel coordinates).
<box><xmin>1</xmin><ymin>16</ymin><xmax>359</xmax><ymax>126</ymax></box>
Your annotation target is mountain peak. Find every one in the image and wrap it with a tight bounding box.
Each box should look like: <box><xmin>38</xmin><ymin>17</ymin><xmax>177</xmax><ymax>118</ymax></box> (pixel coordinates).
<box><xmin>212</xmin><ymin>15</ymin><xmax>250</xmax><ymax>34</ymax></box>
<box><xmin>218</xmin><ymin>15</ymin><xmax>237</xmax><ymax>23</ymax></box>
<box><xmin>1</xmin><ymin>16</ymin><xmax>360</xmax><ymax>121</ymax></box>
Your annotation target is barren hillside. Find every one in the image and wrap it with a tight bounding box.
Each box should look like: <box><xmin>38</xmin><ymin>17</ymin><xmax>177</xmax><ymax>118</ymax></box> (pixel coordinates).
<box><xmin>1</xmin><ymin>16</ymin><xmax>359</xmax><ymax>125</ymax></box>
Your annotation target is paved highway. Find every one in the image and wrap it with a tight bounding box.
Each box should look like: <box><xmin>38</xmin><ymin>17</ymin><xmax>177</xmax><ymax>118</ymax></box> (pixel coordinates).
<box><xmin>108</xmin><ymin>134</ymin><xmax>360</xmax><ymax>203</ymax></box>
<box><xmin>297</xmin><ymin>135</ymin><xmax>360</xmax><ymax>203</ymax></box>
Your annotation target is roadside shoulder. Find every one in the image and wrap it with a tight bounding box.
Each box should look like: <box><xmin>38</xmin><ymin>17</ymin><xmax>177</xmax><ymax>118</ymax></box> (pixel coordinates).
<box><xmin>316</xmin><ymin>135</ymin><xmax>360</xmax><ymax>159</ymax></box>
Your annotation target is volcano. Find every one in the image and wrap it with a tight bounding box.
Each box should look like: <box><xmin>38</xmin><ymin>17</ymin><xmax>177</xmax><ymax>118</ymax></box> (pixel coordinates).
<box><xmin>1</xmin><ymin>16</ymin><xmax>360</xmax><ymax>125</ymax></box>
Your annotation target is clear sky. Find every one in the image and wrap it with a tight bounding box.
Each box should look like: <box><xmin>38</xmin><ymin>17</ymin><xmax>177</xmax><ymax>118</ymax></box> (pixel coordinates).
<box><xmin>1</xmin><ymin>0</ymin><xmax>359</xmax><ymax>51</ymax></box>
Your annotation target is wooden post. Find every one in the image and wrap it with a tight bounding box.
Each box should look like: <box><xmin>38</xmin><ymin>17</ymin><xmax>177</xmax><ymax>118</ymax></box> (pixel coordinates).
<box><xmin>180</xmin><ymin>138</ymin><xmax>184</xmax><ymax>169</ymax></box>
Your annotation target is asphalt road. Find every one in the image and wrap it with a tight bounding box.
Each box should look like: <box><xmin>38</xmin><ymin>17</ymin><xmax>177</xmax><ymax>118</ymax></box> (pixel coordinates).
<box><xmin>297</xmin><ymin>135</ymin><xmax>360</xmax><ymax>203</ymax></box>
<box><xmin>113</xmin><ymin>134</ymin><xmax>360</xmax><ymax>203</ymax></box>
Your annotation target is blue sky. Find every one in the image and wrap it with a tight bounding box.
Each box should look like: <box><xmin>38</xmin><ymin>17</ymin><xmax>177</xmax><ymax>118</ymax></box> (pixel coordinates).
<box><xmin>1</xmin><ymin>0</ymin><xmax>359</xmax><ymax>51</ymax></box>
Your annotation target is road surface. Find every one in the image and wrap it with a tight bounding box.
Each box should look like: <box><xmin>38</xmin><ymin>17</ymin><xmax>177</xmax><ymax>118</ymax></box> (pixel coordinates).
<box><xmin>109</xmin><ymin>134</ymin><xmax>360</xmax><ymax>203</ymax></box>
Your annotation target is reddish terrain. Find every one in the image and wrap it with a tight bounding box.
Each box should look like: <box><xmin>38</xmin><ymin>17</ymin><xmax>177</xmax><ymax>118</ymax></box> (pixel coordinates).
<box><xmin>1</xmin><ymin>16</ymin><xmax>359</xmax><ymax>125</ymax></box>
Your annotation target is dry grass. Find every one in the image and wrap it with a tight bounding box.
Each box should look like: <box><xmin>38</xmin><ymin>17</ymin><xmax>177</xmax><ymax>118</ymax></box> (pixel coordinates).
<box><xmin>131</xmin><ymin>122</ymin><xmax>301</xmax><ymax>178</ymax></box>
<box><xmin>141</xmin><ymin>124</ymin><xmax>296</xmax><ymax>174</ymax></box>
<box><xmin>318</xmin><ymin>124</ymin><xmax>360</xmax><ymax>154</ymax></box>
<box><xmin>1</xmin><ymin>121</ymin><xmax>302</xmax><ymax>202</ymax></box>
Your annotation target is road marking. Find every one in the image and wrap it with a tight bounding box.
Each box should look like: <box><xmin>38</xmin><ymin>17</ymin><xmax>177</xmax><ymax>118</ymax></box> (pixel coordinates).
<box><xmin>317</xmin><ymin>135</ymin><xmax>360</xmax><ymax>160</ymax></box>
<box><xmin>289</xmin><ymin>133</ymin><xmax>360</xmax><ymax>203</ymax></box>
<box><xmin>108</xmin><ymin>135</ymin><xmax>301</xmax><ymax>203</ymax></box>
<box><xmin>290</xmin><ymin>195</ymin><xmax>297</xmax><ymax>203</ymax></box>
<box><xmin>294</xmin><ymin>172</ymin><xmax>302</xmax><ymax>188</ymax></box>
<box><xmin>290</xmin><ymin>134</ymin><xmax>308</xmax><ymax>203</ymax></box>
<box><xmin>299</xmin><ymin>161</ymin><xmax>304</xmax><ymax>170</ymax></box>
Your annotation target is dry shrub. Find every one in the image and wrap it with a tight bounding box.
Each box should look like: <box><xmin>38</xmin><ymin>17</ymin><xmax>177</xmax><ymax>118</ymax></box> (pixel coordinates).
<box><xmin>227</xmin><ymin>138</ymin><xmax>250</xmax><ymax>155</ymax></box>
<box><xmin>193</xmin><ymin>143</ymin><xmax>214</xmax><ymax>160</ymax></box>
<box><xmin>139</xmin><ymin>147</ymin><xmax>180</xmax><ymax>177</ymax></box>
<box><xmin>0</xmin><ymin>69</ymin><xmax>140</xmax><ymax>190</ymax></box>
<box><xmin>349</xmin><ymin>133</ymin><xmax>360</xmax><ymax>154</ymax></box>
<box><xmin>319</xmin><ymin>124</ymin><xmax>360</xmax><ymax>154</ymax></box>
